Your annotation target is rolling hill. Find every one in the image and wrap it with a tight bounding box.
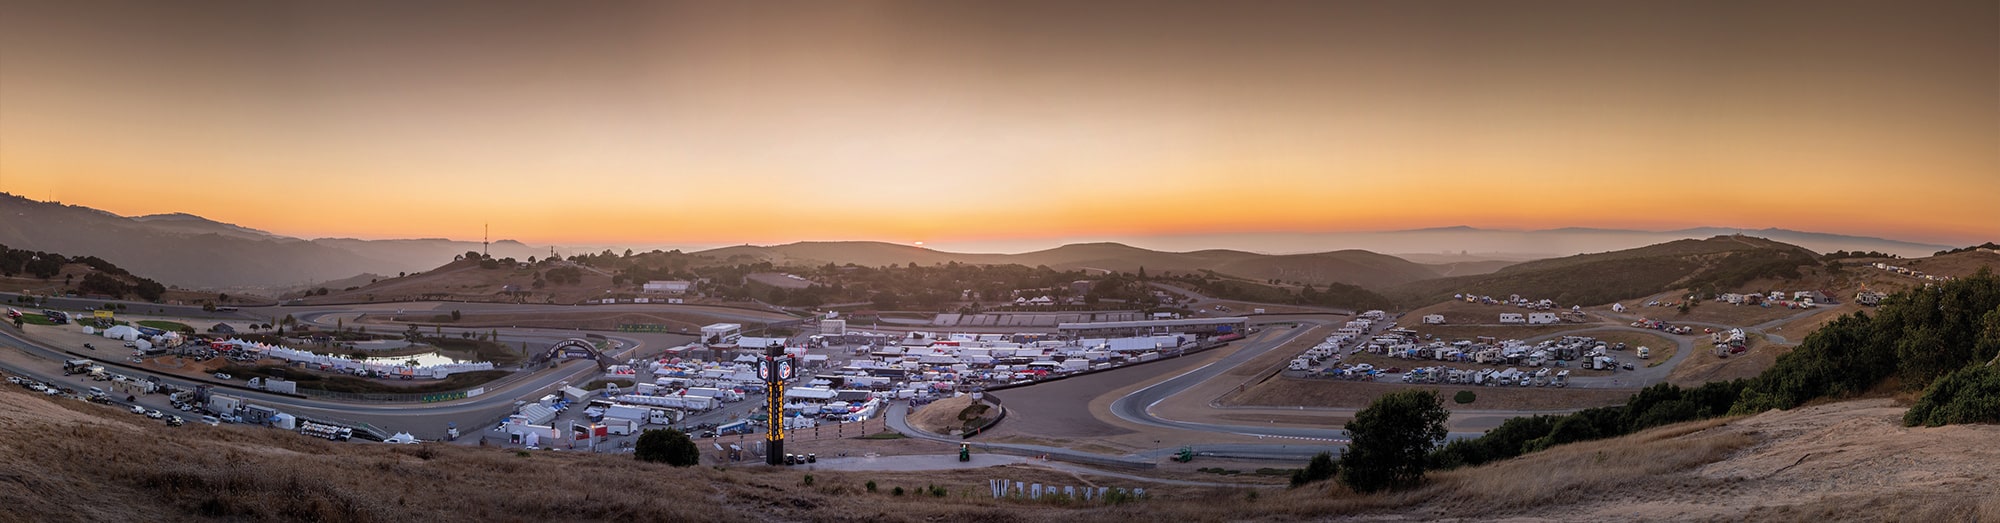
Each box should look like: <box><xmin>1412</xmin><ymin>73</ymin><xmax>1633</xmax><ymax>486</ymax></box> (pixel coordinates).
<box><xmin>1389</xmin><ymin>235</ymin><xmax>1826</xmax><ymax>306</ymax></box>
<box><xmin>689</xmin><ymin>241</ymin><xmax>1441</xmax><ymax>290</ymax></box>
<box><xmin>0</xmin><ymin>194</ymin><xmax>546</xmax><ymax>289</ymax></box>
<box><xmin>1122</xmin><ymin>226</ymin><xmax>1953</xmax><ymax>260</ymax></box>
<box><xmin>0</xmin><ymin>243</ymin><xmax>174</xmax><ymax>302</ymax></box>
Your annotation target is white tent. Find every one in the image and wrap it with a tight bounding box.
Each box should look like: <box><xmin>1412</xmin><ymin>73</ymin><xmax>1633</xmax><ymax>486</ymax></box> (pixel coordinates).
<box><xmin>103</xmin><ymin>325</ymin><xmax>141</xmax><ymax>341</ymax></box>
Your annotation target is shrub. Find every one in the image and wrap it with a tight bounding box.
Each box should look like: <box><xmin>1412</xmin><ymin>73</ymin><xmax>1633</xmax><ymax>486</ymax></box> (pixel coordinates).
<box><xmin>634</xmin><ymin>429</ymin><xmax>701</xmax><ymax>467</ymax></box>
<box><xmin>1905</xmin><ymin>364</ymin><xmax>2000</xmax><ymax>427</ymax></box>
<box><xmin>1453</xmin><ymin>390</ymin><xmax>1476</xmax><ymax>404</ymax></box>
<box><xmin>865</xmin><ymin>481</ymin><xmax>877</xmax><ymax>493</ymax></box>
<box><xmin>1289</xmin><ymin>451</ymin><xmax>1338</xmax><ymax>487</ymax></box>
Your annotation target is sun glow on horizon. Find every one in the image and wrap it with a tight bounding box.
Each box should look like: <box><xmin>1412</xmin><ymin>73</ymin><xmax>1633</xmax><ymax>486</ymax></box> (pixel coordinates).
<box><xmin>0</xmin><ymin>1</ymin><xmax>1991</xmax><ymax>248</ymax></box>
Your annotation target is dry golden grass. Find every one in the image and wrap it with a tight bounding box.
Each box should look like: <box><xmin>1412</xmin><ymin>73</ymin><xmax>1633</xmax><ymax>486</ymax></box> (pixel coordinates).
<box><xmin>0</xmin><ymin>386</ymin><xmax>1247</xmax><ymax>523</ymax></box>
<box><xmin>5</xmin><ymin>371</ymin><xmax>1995</xmax><ymax>522</ymax></box>
<box><xmin>1414</xmin><ymin>417</ymin><xmax>1752</xmax><ymax>516</ymax></box>
<box><xmin>907</xmin><ymin>395</ymin><xmax>989</xmax><ymax>435</ymax></box>
<box><xmin>1667</xmin><ymin>333</ymin><xmax>1790</xmax><ymax>386</ymax></box>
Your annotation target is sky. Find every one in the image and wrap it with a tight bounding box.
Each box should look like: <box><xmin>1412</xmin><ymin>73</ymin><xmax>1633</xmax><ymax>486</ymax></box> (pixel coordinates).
<box><xmin>1</xmin><ymin>0</ymin><xmax>1994</xmax><ymax>252</ymax></box>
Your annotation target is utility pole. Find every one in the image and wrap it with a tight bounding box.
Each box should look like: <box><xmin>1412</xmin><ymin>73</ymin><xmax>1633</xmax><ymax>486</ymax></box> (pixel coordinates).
<box><xmin>483</xmin><ymin>223</ymin><xmax>489</xmax><ymax>258</ymax></box>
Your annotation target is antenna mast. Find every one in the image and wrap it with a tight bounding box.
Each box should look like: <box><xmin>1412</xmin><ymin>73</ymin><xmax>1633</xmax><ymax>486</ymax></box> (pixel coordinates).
<box><xmin>483</xmin><ymin>223</ymin><xmax>490</xmax><ymax>258</ymax></box>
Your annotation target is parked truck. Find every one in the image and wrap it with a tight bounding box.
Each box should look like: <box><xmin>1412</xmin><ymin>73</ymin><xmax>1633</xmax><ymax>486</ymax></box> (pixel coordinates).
<box><xmin>716</xmin><ymin>420</ymin><xmax>753</xmax><ymax>436</ymax></box>
<box><xmin>601</xmin><ymin>417</ymin><xmax>639</xmax><ymax>436</ymax></box>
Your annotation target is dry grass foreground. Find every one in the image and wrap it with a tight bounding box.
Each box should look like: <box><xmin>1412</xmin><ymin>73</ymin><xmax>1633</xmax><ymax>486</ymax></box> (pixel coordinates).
<box><xmin>3</xmin><ymin>381</ymin><xmax>1998</xmax><ymax>522</ymax></box>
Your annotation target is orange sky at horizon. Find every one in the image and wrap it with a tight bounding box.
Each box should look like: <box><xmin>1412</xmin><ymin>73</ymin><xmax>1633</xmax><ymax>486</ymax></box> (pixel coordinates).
<box><xmin>1</xmin><ymin>1</ymin><xmax>1994</xmax><ymax>249</ymax></box>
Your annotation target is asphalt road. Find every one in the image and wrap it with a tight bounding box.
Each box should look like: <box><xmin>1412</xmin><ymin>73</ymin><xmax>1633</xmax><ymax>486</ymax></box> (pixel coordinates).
<box><xmin>1</xmin><ymin>292</ymin><xmax>255</xmax><ymax>322</ymax></box>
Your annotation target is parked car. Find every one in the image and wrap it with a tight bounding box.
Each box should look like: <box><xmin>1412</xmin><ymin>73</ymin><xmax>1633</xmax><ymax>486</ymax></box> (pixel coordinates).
<box><xmin>213</xmin><ymin>373</ymin><xmax>232</xmax><ymax>380</ymax></box>
<box><xmin>165</xmin><ymin>416</ymin><xmax>184</xmax><ymax>427</ymax></box>
<box><xmin>131</xmin><ymin>405</ymin><xmax>147</xmax><ymax>415</ymax></box>
<box><xmin>145</xmin><ymin>409</ymin><xmax>163</xmax><ymax>419</ymax></box>
<box><xmin>200</xmin><ymin>416</ymin><xmax>220</xmax><ymax>427</ymax></box>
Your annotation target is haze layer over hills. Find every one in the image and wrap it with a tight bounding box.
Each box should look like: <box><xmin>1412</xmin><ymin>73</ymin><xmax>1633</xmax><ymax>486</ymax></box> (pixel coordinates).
<box><xmin>0</xmin><ymin>193</ymin><xmax>1962</xmax><ymax>291</ymax></box>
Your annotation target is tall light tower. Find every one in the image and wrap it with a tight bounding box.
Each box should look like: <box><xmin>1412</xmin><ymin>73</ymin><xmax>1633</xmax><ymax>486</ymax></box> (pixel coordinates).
<box><xmin>758</xmin><ymin>343</ymin><xmax>797</xmax><ymax>465</ymax></box>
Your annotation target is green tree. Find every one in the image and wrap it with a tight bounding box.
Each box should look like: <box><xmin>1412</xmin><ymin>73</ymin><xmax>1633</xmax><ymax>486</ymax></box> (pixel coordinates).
<box><xmin>1290</xmin><ymin>451</ymin><xmax>1338</xmax><ymax>487</ymax></box>
<box><xmin>634</xmin><ymin>428</ymin><xmax>701</xmax><ymax>466</ymax></box>
<box><xmin>451</xmin><ymin>309</ymin><xmax>462</xmax><ymax>321</ymax></box>
<box><xmin>1339</xmin><ymin>389</ymin><xmax>1449</xmax><ymax>493</ymax></box>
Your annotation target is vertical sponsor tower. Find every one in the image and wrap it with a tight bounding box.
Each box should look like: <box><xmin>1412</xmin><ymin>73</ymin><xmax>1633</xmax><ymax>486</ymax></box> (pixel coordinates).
<box><xmin>758</xmin><ymin>344</ymin><xmax>797</xmax><ymax>465</ymax></box>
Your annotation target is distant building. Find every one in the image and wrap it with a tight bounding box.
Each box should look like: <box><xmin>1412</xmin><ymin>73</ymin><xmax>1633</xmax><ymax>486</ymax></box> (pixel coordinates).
<box><xmin>700</xmin><ymin>323</ymin><xmax>742</xmax><ymax>344</ymax></box>
<box><xmin>642</xmin><ymin>280</ymin><xmax>692</xmax><ymax>294</ymax></box>
<box><xmin>1070</xmin><ymin>280</ymin><xmax>1094</xmax><ymax>295</ymax></box>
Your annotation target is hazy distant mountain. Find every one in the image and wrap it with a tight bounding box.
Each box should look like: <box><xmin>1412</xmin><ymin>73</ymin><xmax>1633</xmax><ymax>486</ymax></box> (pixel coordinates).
<box><xmin>697</xmin><ymin>241</ymin><xmax>985</xmax><ymax>268</ymax></box>
<box><xmin>130</xmin><ymin>213</ymin><xmax>288</xmax><ymax>242</ymax></box>
<box><xmin>0</xmin><ymin>194</ymin><xmax>548</xmax><ymax>289</ymax></box>
<box><xmin>690</xmin><ymin>241</ymin><xmax>1441</xmax><ymax>289</ymax></box>
<box><xmin>1101</xmin><ymin>227</ymin><xmax>1952</xmax><ymax>259</ymax></box>
<box><xmin>0</xmin><ymin>194</ymin><xmax>1953</xmax><ymax>291</ymax></box>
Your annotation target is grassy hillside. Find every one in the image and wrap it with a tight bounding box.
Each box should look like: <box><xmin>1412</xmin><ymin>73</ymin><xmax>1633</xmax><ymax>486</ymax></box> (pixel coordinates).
<box><xmin>303</xmin><ymin>258</ymin><xmax>616</xmax><ymax>305</ymax></box>
<box><xmin>1418</xmin><ymin>260</ymin><xmax>1516</xmax><ymax>277</ymax></box>
<box><xmin>696</xmin><ymin>241</ymin><xmax>990</xmax><ymax>268</ymax></box>
<box><xmin>2</xmin><ymin>374</ymin><xmax>1992</xmax><ymax>522</ymax></box>
<box><xmin>692</xmin><ymin>241</ymin><xmax>1440</xmax><ymax>290</ymax></box>
<box><xmin>1427</xmin><ymin>269</ymin><xmax>2000</xmax><ymax>474</ymax></box>
<box><xmin>1207</xmin><ymin>250</ymin><xmax>1439</xmax><ymax>289</ymax></box>
<box><xmin>1389</xmin><ymin>236</ymin><xmax>1824</xmax><ymax>306</ymax></box>
<box><xmin>0</xmin><ymin>243</ymin><xmax>172</xmax><ymax>302</ymax></box>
